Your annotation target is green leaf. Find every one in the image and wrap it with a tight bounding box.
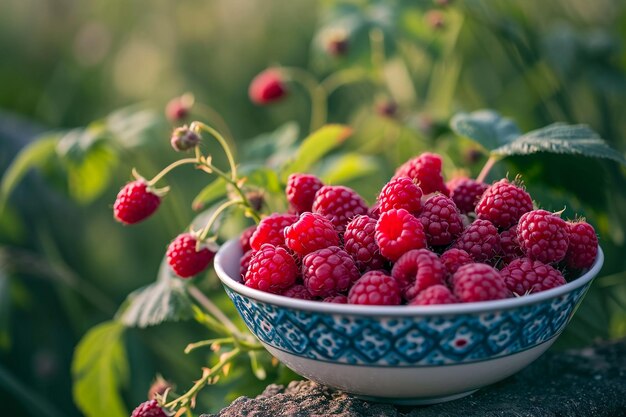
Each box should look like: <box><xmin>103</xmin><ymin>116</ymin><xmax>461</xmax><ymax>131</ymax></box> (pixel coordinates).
<box><xmin>0</xmin><ymin>136</ymin><xmax>58</xmax><ymax>208</ymax></box>
<box><xmin>319</xmin><ymin>153</ymin><xmax>379</xmax><ymax>184</ymax></box>
<box><xmin>0</xmin><ymin>363</ymin><xmax>64</xmax><ymax>417</ymax></box>
<box><xmin>56</xmin><ymin>126</ymin><xmax>105</xmax><ymax>163</ymax></box>
<box><xmin>118</xmin><ymin>259</ymin><xmax>194</xmax><ymax>328</ymax></box>
<box><xmin>242</xmin><ymin>122</ymin><xmax>300</xmax><ymax>164</ymax></box>
<box><xmin>242</xmin><ymin>165</ymin><xmax>282</xmax><ymax>194</ymax></box>
<box><xmin>65</xmin><ymin>143</ymin><xmax>118</xmax><ymax>204</ymax></box>
<box><xmin>0</xmin><ymin>269</ymin><xmax>10</xmax><ymax>350</ymax></box>
<box><xmin>281</xmin><ymin>124</ymin><xmax>353</xmax><ymax>179</ymax></box>
<box><xmin>106</xmin><ymin>105</ymin><xmax>162</xmax><ymax>148</ymax></box>
<box><xmin>450</xmin><ymin>110</ymin><xmax>521</xmax><ymax>151</ymax></box>
<box><xmin>192</xmin><ymin>177</ymin><xmax>228</xmax><ymax>211</ymax></box>
<box><xmin>492</xmin><ymin>123</ymin><xmax>626</xmax><ymax>165</ymax></box>
<box><xmin>72</xmin><ymin>321</ymin><xmax>128</xmax><ymax>417</ymax></box>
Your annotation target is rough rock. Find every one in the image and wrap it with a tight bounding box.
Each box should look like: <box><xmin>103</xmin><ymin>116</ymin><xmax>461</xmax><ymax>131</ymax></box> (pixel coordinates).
<box><xmin>202</xmin><ymin>339</ymin><xmax>626</xmax><ymax>417</ymax></box>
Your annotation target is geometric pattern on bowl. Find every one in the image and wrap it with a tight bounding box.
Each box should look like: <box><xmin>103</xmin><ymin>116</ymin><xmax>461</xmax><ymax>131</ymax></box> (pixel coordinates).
<box><xmin>225</xmin><ymin>284</ymin><xmax>589</xmax><ymax>367</ymax></box>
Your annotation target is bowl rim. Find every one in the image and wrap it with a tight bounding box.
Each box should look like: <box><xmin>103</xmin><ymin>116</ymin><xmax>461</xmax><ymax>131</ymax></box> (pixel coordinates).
<box><xmin>214</xmin><ymin>237</ymin><xmax>604</xmax><ymax>316</ymax></box>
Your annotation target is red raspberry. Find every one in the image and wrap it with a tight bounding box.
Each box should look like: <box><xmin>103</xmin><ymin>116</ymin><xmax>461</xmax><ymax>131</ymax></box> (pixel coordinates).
<box><xmin>391</xmin><ymin>249</ymin><xmax>445</xmax><ymax>301</ymax></box>
<box><xmin>452</xmin><ymin>263</ymin><xmax>509</xmax><ymax>302</ymax></box>
<box><xmin>419</xmin><ymin>195</ymin><xmax>463</xmax><ymax>246</ymax></box>
<box><xmin>500</xmin><ymin>225</ymin><xmax>523</xmax><ymax>264</ymax></box>
<box><xmin>446</xmin><ymin>177</ymin><xmax>489</xmax><ymax>214</ymax></box>
<box><xmin>239</xmin><ymin>225</ymin><xmax>257</xmax><ymax>252</ymax></box>
<box><xmin>165</xmin><ymin>96</ymin><xmax>190</xmax><ymax>122</ymax></box>
<box><xmin>410</xmin><ymin>285</ymin><xmax>457</xmax><ymax>305</ymax></box>
<box><xmin>113</xmin><ymin>180</ymin><xmax>161</xmax><ymax>225</ymax></box>
<box><xmin>286</xmin><ymin>173</ymin><xmax>324</xmax><ymax>214</ymax></box>
<box><xmin>284</xmin><ymin>212</ymin><xmax>339</xmax><ymax>256</ymax></box>
<box><xmin>475</xmin><ymin>179</ymin><xmax>533</xmax><ymax>230</ymax></box>
<box><xmin>312</xmin><ymin>185</ymin><xmax>369</xmax><ymax>233</ymax></box>
<box><xmin>280</xmin><ymin>284</ymin><xmax>314</xmax><ymax>300</ymax></box>
<box><xmin>166</xmin><ymin>233</ymin><xmax>215</xmax><ymax>278</ymax></box>
<box><xmin>323</xmin><ymin>294</ymin><xmax>348</xmax><ymax>303</ymax></box>
<box><xmin>343</xmin><ymin>215</ymin><xmax>386</xmax><ymax>272</ymax></box>
<box><xmin>249</xmin><ymin>68</ymin><xmax>287</xmax><ymax>105</ymax></box>
<box><xmin>500</xmin><ymin>258</ymin><xmax>566</xmax><ymax>296</ymax></box>
<box><xmin>245</xmin><ymin>244</ymin><xmax>298</xmax><ymax>293</ymax></box>
<box><xmin>377</xmin><ymin>176</ymin><xmax>423</xmax><ymax>215</ymax></box>
<box><xmin>565</xmin><ymin>220</ymin><xmax>598</xmax><ymax>270</ymax></box>
<box><xmin>131</xmin><ymin>400</ymin><xmax>168</xmax><ymax>417</ymax></box>
<box><xmin>393</xmin><ymin>152</ymin><xmax>449</xmax><ymax>196</ymax></box>
<box><xmin>302</xmin><ymin>246</ymin><xmax>360</xmax><ymax>297</ymax></box>
<box><xmin>518</xmin><ymin>210</ymin><xmax>569</xmax><ymax>264</ymax></box>
<box><xmin>375</xmin><ymin>208</ymin><xmax>427</xmax><ymax>262</ymax></box>
<box><xmin>347</xmin><ymin>271</ymin><xmax>401</xmax><ymax>305</ymax></box>
<box><xmin>240</xmin><ymin>249</ymin><xmax>254</xmax><ymax>280</ymax></box>
<box><xmin>249</xmin><ymin>213</ymin><xmax>298</xmax><ymax>251</ymax></box>
<box><xmin>452</xmin><ymin>219</ymin><xmax>500</xmax><ymax>263</ymax></box>
<box><xmin>440</xmin><ymin>248</ymin><xmax>473</xmax><ymax>277</ymax></box>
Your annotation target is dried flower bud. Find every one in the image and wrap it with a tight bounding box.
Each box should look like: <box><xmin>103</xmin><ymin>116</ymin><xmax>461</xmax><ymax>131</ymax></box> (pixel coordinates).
<box><xmin>148</xmin><ymin>375</ymin><xmax>173</xmax><ymax>400</ymax></box>
<box><xmin>249</xmin><ymin>69</ymin><xmax>288</xmax><ymax>105</ymax></box>
<box><xmin>245</xmin><ymin>191</ymin><xmax>265</xmax><ymax>212</ymax></box>
<box><xmin>170</xmin><ymin>125</ymin><xmax>201</xmax><ymax>152</ymax></box>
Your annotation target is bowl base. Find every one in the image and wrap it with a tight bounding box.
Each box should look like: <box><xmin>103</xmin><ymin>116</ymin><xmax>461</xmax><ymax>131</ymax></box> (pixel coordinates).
<box><xmin>353</xmin><ymin>389</ymin><xmax>478</xmax><ymax>405</ymax></box>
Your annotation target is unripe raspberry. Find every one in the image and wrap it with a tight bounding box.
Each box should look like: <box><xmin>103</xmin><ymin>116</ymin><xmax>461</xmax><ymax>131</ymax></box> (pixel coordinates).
<box><xmin>348</xmin><ymin>271</ymin><xmax>401</xmax><ymax>305</ymax></box>
<box><xmin>376</xmin><ymin>100</ymin><xmax>398</xmax><ymax>118</ymax></box>
<box><xmin>375</xmin><ymin>208</ymin><xmax>427</xmax><ymax>262</ymax></box>
<box><xmin>249</xmin><ymin>68</ymin><xmax>288</xmax><ymax>105</ymax></box>
<box><xmin>170</xmin><ymin>125</ymin><xmax>201</xmax><ymax>152</ymax></box>
<box><xmin>452</xmin><ymin>219</ymin><xmax>501</xmax><ymax>263</ymax></box>
<box><xmin>302</xmin><ymin>246</ymin><xmax>360</xmax><ymax>297</ymax></box>
<box><xmin>452</xmin><ymin>263</ymin><xmax>509</xmax><ymax>302</ymax></box>
<box><xmin>245</xmin><ymin>244</ymin><xmax>298</xmax><ymax>293</ymax></box>
<box><xmin>393</xmin><ymin>152</ymin><xmax>449</xmax><ymax>196</ymax></box>
<box><xmin>284</xmin><ymin>212</ymin><xmax>339</xmax><ymax>256</ymax></box>
<box><xmin>475</xmin><ymin>179</ymin><xmax>533</xmax><ymax>230</ymax></box>
<box><xmin>500</xmin><ymin>258</ymin><xmax>566</xmax><ymax>295</ymax></box>
<box><xmin>343</xmin><ymin>215</ymin><xmax>386</xmax><ymax>272</ymax></box>
<box><xmin>447</xmin><ymin>177</ymin><xmax>489</xmax><ymax>214</ymax></box>
<box><xmin>324</xmin><ymin>30</ymin><xmax>349</xmax><ymax>56</ymax></box>
<box><xmin>148</xmin><ymin>375</ymin><xmax>173</xmax><ymax>400</ymax></box>
<box><xmin>517</xmin><ymin>210</ymin><xmax>569</xmax><ymax>264</ymax></box>
<box><xmin>286</xmin><ymin>173</ymin><xmax>323</xmax><ymax>214</ymax></box>
<box><xmin>377</xmin><ymin>176</ymin><xmax>422</xmax><ymax>215</ymax></box>
<box><xmin>425</xmin><ymin>10</ymin><xmax>445</xmax><ymax>29</ymax></box>
<box><xmin>565</xmin><ymin>220</ymin><xmax>598</xmax><ymax>270</ymax></box>
<box><xmin>419</xmin><ymin>194</ymin><xmax>463</xmax><ymax>246</ymax></box>
<box><xmin>312</xmin><ymin>185</ymin><xmax>369</xmax><ymax>233</ymax></box>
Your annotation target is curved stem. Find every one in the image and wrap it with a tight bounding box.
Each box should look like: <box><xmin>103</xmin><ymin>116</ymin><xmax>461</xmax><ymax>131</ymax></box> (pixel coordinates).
<box><xmin>197</xmin><ymin>199</ymin><xmax>242</xmax><ymax>242</ymax></box>
<box><xmin>188</xmin><ymin>285</ymin><xmax>241</xmax><ymax>335</ymax></box>
<box><xmin>369</xmin><ymin>28</ymin><xmax>386</xmax><ymax>87</ymax></box>
<box><xmin>192</xmin><ymin>122</ymin><xmax>237</xmax><ymax>181</ymax></box>
<box><xmin>192</xmin><ymin>102</ymin><xmax>235</xmax><ymax>144</ymax></box>
<box><xmin>321</xmin><ymin>67</ymin><xmax>373</xmax><ymax>96</ymax></box>
<box><xmin>281</xmin><ymin>67</ymin><xmax>328</xmax><ymax>133</ymax></box>
<box><xmin>146</xmin><ymin>158</ymin><xmax>199</xmax><ymax>186</ymax></box>
<box><xmin>476</xmin><ymin>155</ymin><xmax>499</xmax><ymax>183</ymax></box>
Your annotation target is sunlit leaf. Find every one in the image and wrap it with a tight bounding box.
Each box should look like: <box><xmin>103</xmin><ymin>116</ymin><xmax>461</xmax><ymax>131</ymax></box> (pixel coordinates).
<box><xmin>106</xmin><ymin>105</ymin><xmax>162</xmax><ymax>148</ymax></box>
<box><xmin>72</xmin><ymin>321</ymin><xmax>128</xmax><ymax>417</ymax></box>
<box><xmin>65</xmin><ymin>143</ymin><xmax>118</xmax><ymax>204</ymax></box>
<box><xmin>319</xmin><ymin>153</ymin><xmax>379</xmax><ymax>184</ymax></box>
<box><xmin>450</xmin><ymin>110</ymin><xmax>521</xmax><ymax>151</ymax></box>
<box><xmin>192</xmin><ymin>177</ymin><xmax>228</xmax><ymax>211</ymax></box>
<box><xmin>242</xmin><ymin>122</ymin><xmax>299</xmax><ymax>164</ymax></box>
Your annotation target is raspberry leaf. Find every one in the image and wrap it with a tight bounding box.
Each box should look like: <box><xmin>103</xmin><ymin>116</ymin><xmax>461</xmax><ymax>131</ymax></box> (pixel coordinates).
<box><xmin>242</xmin><ymin>121</ymin><xmax>299</xmax><ymax>166</ymax></box>
<box><xmin>492</xmin><ymin>123</ymin><xmax>626</xmax><ymax>165</ymax></box>
<box><xmin>192</xmin><ymin>177</ymin><xmax>228</xmax><ymax>211</ymax></box>
<box><xmin>319</xmin><ymin>153</ymin><xmax>379</xmax><ymax>184</ymax></box>
<box><xmin>106</xmin><ymin>105</ymin><xmax>163</xmax><ymax>148</ymax></box>
<box><xmin>450</xmin><ymin>110</ymin><xmax>521</xmax><ymax>151</ymax></box>
<box><xmin>72</xmin><ymin>321</ymin><xmax>128</xmax><ymax>417</ymax></box>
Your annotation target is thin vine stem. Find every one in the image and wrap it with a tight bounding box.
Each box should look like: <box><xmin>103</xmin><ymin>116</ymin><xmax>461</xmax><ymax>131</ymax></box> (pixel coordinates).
<box><xmin>192</xmin><ymin>122</ymin><xmax>237</xmax><ymax>181</ymax></box>
<box><xmin>476</xmin><ymin>155</ymin><xmax>499</xmax><ymax>183</ymax></box>
<box><xmin>188</xmin><ymin>285</ymin><xmax>241</xmax><ymax>336</ymax></box>
<box><xmin>281</xmin><ymin>66</ymin><xmax>328</xmax><ymax>133</ymax></box>
<box><xmin>146</xmin><ymin>158</ymin><xmax>198</xmax><ymax>186</ymax></box>
<box><xmin>197</xmin><ymin>199</ymin><xmax>242</xmax><ymax>242</ymax></box>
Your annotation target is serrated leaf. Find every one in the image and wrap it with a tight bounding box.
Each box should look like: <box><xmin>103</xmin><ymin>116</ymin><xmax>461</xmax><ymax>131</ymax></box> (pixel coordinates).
<box><xmin>106</xmin><ymin>106</ymin><xmax>162</xmax><ymax>148</ymax></box>
<box><xmin>450</xmin><ymin>110</ymin><xmax>521</xmax><ymax>151</ymax></box>
<box><xmin>118</xmin><ymin>260</ymin><xmax>194</xmax><ymax>328</ymax></box>
<box><xmin>492</xmin><ymin>123</ymin><xmax>626</xmax><ymax>165</ymax></box>
<box><xmin>65</xmin><ymin>143</ymin><xmax>118</xmax><ymax>204</ymax></box>
<box><xmin>0</xmin><ymin>136</ymin><xmax>58</xmax><ymax>208</ymax></box>
<box><xmin>281</xmin><ymin>124</ymin><xmax>353</xmax><ymax>179</ymax></box>
<box><xmin>242</xmin><ymin>122</ymin><xmax>299</xmax><ymax>165</ymax></box>
<box><xmin>72</xmin><ymin>321</ymin><xmax>128</xmax><ymax>417</ymax></box>
<box><xmin>192</xmin><ymin>177</ymin><xmax>228</xmax><ymax>211</ymax></box>
<box><xmin>319</xmin><ymin>153</ymin><xmax>379</xmax><ymax>184</ymax></box>
<box><xmin>241</xmin><ymin>165</ymin><xmax>282</xmax><ymax>193</ymax></box>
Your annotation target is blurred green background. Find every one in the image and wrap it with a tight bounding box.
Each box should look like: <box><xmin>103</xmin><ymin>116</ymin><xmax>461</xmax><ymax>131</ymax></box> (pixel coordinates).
<box><xmin>1</xmin><ymin>0</ymin><xmax>625</xmax><ymax>416</ymax></box>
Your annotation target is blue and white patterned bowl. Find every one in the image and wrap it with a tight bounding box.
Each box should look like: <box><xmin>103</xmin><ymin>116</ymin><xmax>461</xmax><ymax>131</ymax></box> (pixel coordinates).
<box><xmin>215</xmin><ymin>238</ymin><xmax>604</xmax><ymax>404</ymax></box>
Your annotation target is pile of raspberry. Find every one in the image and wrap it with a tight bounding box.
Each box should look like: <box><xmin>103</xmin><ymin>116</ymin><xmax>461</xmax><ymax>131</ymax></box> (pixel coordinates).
<box><xmin>240</xmin><ymin>153</ymin><xmax>599</xmax><ymax>306</ymax></box>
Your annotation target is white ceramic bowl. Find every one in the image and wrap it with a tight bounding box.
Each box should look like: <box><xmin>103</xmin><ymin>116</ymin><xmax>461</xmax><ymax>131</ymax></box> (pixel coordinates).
<box><xmin>215</xmin><ymin>238</ymin><xmax>604</xmax><ymax>404</ymax></box>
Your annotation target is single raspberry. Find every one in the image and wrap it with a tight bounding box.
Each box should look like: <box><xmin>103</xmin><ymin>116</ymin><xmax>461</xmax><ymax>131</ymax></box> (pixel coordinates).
<box><xmin>302</xmin><ymin>246</ymin><xmax>360</xmax><ymax>297</ymax></box>
<box><xmin>323</xmin><ymin>294</ymin><xmax>348</xmax><ymax>303</ymax></box>
<box><xmin>452</xmin><ymin>219</ymin><xmax>500</xmax><ymax>263</ymax></box>
<box><xmin>393</xmin><ymin>152</ymin><xmax>449</xmax><ymax>196</ymax></box>
<box><xmin>343</xmin><ymin>215</ymin><xmax>386</xmax><ymax>272</ymax></box>
<box><xmin>410</xmin><ymin>285</ymin><xmax>457</xmax><ymax>305</ymax></box>
<box><xmin>170</xmin><ymin>125</ymin><xmax>201</xmax><ymax>152</ymax></box>
<box><xmin>312</xmin><ymin>185</ymin><xmax>369</xmax><ymax>233</ymax></box>
<box><xmin>249</xmin><ymin>68</ymin><xmax>288</xmax><ymax>105</ymax></box>
<box><xmin>500</xmin><ymin>225</ymin><xmax>523</xmax><ymax>264</ymax></box>
<box><xmin>347</xmin><ymin>271</ymin><xmax>401</xmax><ymax>305</ymax></box>
<box><xmin>377</xmin><ymin>176</ymin><xmax>423</xmax><ymax>215</ymax></box>
<box><xmin>518</xmin><ymin>210</ymin><xmax>569</xmax><ymax>264</ymax></box>
<box><xmin>245</xmin><ymin>244</ymin><xmax>298</xmax><ymax>293</ymax></box>
<box><xmin>376</xmin><ymin>100</ymin><xmax>398</xmax><ymax>118</ymax></box>
<box><xmin>239</xmin><ymin>225</ymin><xmax>257</xmax><ymax>252</ymax></box>
<box><xmin>391</xmin><ymin>249</ymin><xmax>445</xmax><ymax>301</ymax></box>
<box><xmin>131</xmin><ymin>400</ymin><xmax>168</xmax><ymax>417</ymax></box>
<box><xmin>452</xmin><ymin>263</ymin><xmax>509</xmax><ymax>302</ymax></box>
<box><xmin>446</xmin><ymin>177</ymin><xmax>489</xmax><ymax>214</ymax></box>
<box><xmin>249</xmin><ymin>213</ymin><xmax>298</xmax><ymax>251</ymax></box>
<box><xmin>166</xmin><ymin>233</ymin><xmax>215</xmax><ymax>278</ymax></box>
<box><xmin>565</xmin><ymin>220</ymin><xmax>598</xmax><ymax>270</ymax></box>
<box><xmin>286</xmin><ymin>173</ymin><xmax>324</xmax><ymax>214</ymax></box>
<box><xmin>280</xmin><ymin>284</ymin><xmax>314</xmax><ymax>300</ymax></box>
<box><xmin>475</xmin><ymin>179</ymin><xmax>533</xmax><ymax>230</ymax></box>
<box><xmin>113</xmin><ymin>180</ymin><xmax>162</xmax><ymax>225</ymax></box>
<box><xmin>375</xmin><ymin>208</ymin><xmax>427</xmax><ymax>262</ymax></box>
<box><xmin>240</xmin><ymin>249</ymin><xmax>254</xmax><ymax>280</ymax></box>
<box><xmin>419</xmin><ymin>194</ymin><xmax>463</xmax><ymax>246</ymax></box>
<box><xmin>500</xmin><ymin>258</ymin><xmax>566</xmax><ymax>296</ymax></box>
<box><xmin>284</xmin><ymin>212</ymin><xmax>339</xmax><ymax>256</ymax></box>
<box><xmin>440</xmin><ymin>248</ymin><xmax>473</xmax><ymax>278</ymax></box>
<box><xmin>165</xmin><ymin>96</ymin><xmax>190</xmax><ymax>122</ymax></box>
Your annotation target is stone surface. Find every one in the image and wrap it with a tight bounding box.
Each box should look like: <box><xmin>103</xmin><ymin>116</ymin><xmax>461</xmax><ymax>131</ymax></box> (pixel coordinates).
<box><xmin>202</xmin><ymin>339</ymin><xmax>626</xmax><ymax>417</ymax></box>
